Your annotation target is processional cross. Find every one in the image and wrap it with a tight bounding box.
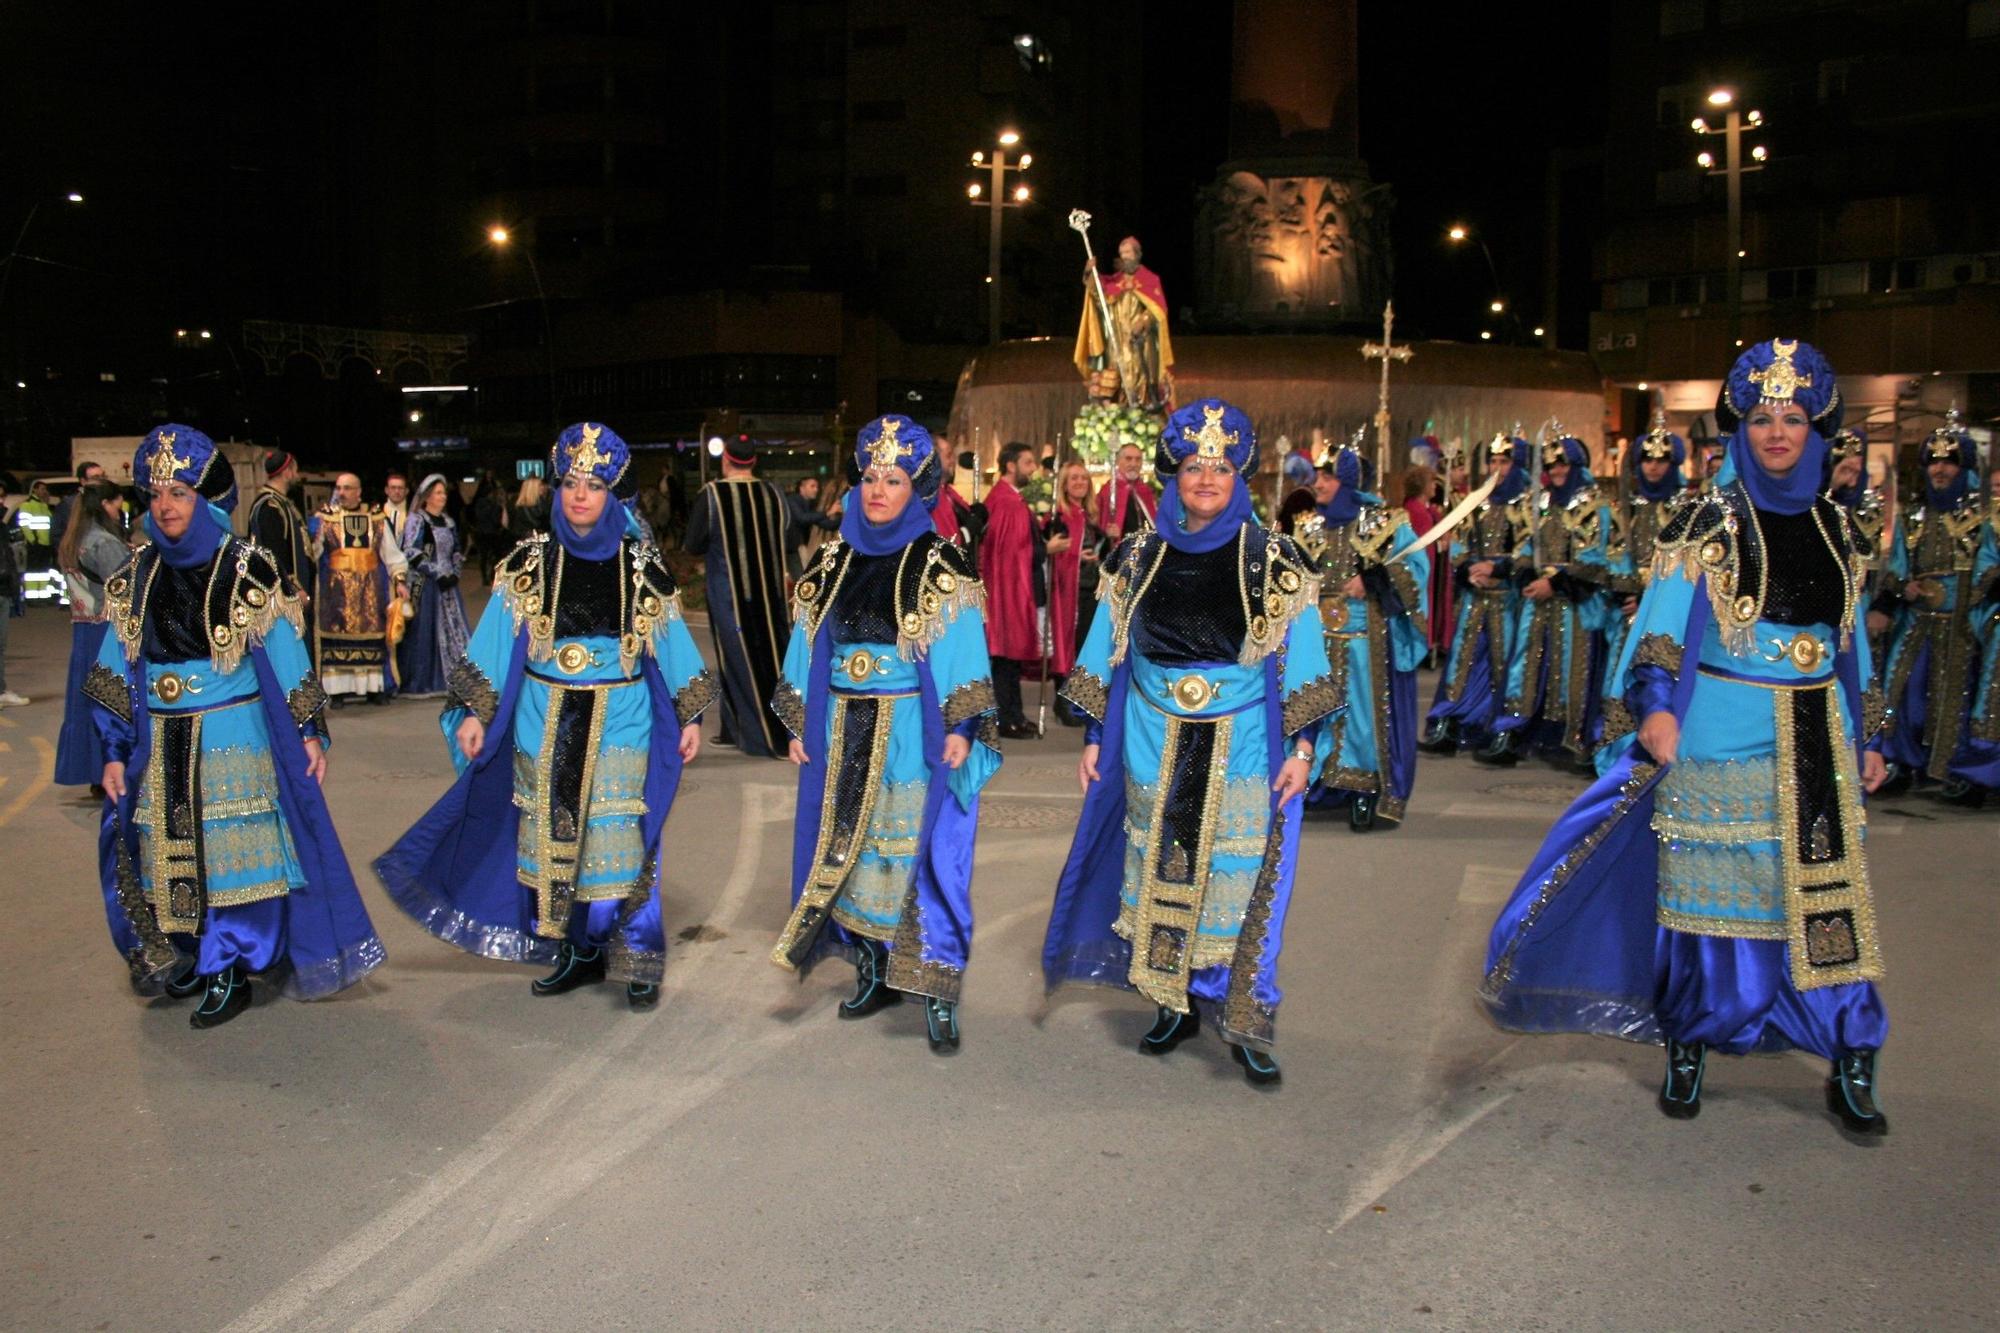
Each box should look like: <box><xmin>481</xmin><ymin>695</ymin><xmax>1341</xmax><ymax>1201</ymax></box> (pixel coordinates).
<box><xmin>1360</xmin><ymin>301</ymin><xmax>1413</xmax><ymax>484</ymax></box>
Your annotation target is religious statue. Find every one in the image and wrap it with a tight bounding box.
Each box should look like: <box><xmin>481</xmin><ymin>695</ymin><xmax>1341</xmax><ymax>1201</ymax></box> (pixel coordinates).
<box><xmin>1073</xmin><ymin>233</ymin><xmax>1174</xmax><ymax>413</ymax></box>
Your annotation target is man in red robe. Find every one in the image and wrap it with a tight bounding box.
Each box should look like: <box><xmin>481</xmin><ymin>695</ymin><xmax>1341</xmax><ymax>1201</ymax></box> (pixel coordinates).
<box><xmin>1074</xmin><ymin>236</ymin><xmax>1174</xmax><ymax>412</ymax></box>
<box><xmin>981</xmin><ymin>441</ymin><xmax>1044</xmax><ymax>739</ymax></box>
<box><xmin>1093</xmin><ymin>441</ymin><xmax>1158</xmax><ymax>541</ymax></box>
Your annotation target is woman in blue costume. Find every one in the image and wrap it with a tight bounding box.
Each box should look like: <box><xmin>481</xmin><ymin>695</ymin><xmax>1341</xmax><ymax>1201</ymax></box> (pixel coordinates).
<box><xmin>1042</xmin><ymin>399</ymin><xmax>1338</xmax><ymax>1087</ymax></box>
<box><xmin>374</xmin><ymin>423</ymin><xmax>716</xmax><ymax>1008</ymax></box>
<box><xmin>1289</xmin><ymin>437</ymin><xmax>1429</xmax><ymax>831</ymax></box>
<box><xmin>55</xmin><ymin>480</ymin><xmax>130</xmax><ymax>790</ymax></box>
<box><xmin>1595</xmin><ymin>411</ymin><xmax>1688</xmax><ymax>767</ymax></box>
<box><xmin>1482</xmin><ymin>339</ymin><xmax>1894</xmax><ymax>1138</ymax></box>
<box><xmin>769</xmin><ymin>415</ymin><xmax>1000</xmax><ymax>1052</ymax></box>
<box><xmin>1479</xmin><ymin>431</ymin><xmax>1615</xmax><ymax>771</ymax></box>
<box><xmin>394</xmin><ymin>474</ymin><xmax>473</xmax><ymax>698</ymax></box>
<box><xmin>1421</xmin><ymin>433</ymin><xmax>1531</xmax><ymax>756</ymax></box>
<box><xmin>1872</xmin><ymin>412</ymin><xmax>1998</xmax><ymax>797</ymax></box>
<box><xmin>1948</xmin><ymin>571</ymin><xmax>2000</xmax><ymax>807</ymax></box>
<box><xmin>89</xmin><ymin>425</ymin><xmax>384</xmax><ymax>1028</ymax></box>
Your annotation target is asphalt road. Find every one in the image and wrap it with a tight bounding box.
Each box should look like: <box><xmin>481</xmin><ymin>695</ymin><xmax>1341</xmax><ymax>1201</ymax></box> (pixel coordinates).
<box><xmin>1</xmin><ymin>587</ymin><xmax>1994</xmax><ymax>1331</ymax></box>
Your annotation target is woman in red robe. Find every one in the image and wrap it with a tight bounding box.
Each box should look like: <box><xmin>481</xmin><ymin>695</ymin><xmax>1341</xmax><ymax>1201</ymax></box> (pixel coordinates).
<box><xmin>1044</xmin><ymin>460</ymin><xmax>1105</xmax><ymax>726</ymax></box>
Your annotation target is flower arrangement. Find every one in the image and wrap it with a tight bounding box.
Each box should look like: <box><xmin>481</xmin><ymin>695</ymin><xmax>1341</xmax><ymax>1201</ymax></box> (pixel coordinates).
<box><xmin>1067</xmin><ymin>402</ymin><xmax>1162</xmax><ymax>469</ymax></box>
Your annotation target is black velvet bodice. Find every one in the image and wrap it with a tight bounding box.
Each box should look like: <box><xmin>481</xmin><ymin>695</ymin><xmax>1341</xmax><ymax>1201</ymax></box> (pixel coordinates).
<box><xmin>831</xmin><ymin>550</ymin><xmax>902</xmax><ymax>643</ymax></box>
<box><xmin>1134</xmin><ymin>544</ymin><xmax>1247</xmax><ymax>665</ymax></box>
<box><xmin>1744</xmin><ymin>505</ymin><xmax>1849</xmax><ymax>628</ymax></box>
<box><xmin>552</xmin><ymin>549</ymin><xmax>626</xmax><ymax>639</ymax></box>
<box><xmin>143</xmin><ymin>560</ymin><xmax>218</xmax><ymax>662</ymax></box>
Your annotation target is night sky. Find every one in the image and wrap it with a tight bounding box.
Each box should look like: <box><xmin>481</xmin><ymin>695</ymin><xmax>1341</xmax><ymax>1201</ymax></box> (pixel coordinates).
<box><xmin>1</xmin><ymin>3</ymin><xmax>1609</xmax><ymax>461</ymax></box>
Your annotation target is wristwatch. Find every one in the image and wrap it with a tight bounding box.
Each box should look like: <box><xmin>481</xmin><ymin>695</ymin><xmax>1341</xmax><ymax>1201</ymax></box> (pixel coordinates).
<box><xmin>1292</xmin><ymin>742</ymin><xmax>1315</xmax><ymax>763</ymax></box>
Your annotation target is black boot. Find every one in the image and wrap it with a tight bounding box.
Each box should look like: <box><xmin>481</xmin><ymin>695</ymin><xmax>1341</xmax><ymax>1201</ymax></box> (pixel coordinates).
<box><xmin>924</xmin><ymin>997</ymin><xmax>961</xmax><ymax>1052</ymax></box>
<box><xmin>626</xmin><ymin>981</ymin><xmax>660</xmax><ymax>1009</ymax></box>
<box><xmin>1348</xmin><ymin>793</ymin><xmax>1376</xmax><ymax>832</ymax></box>
<box><xmin>163</xmin><ymin>960</ymin><xmax>206</xmax><ymax>1000</ymax></box>
<box><xmin>1231</xmin><ymin>1042</ymin><xmax>1282</xmax><ymax>1086</ymax></box>
<box><xmin>1827</xmin><ymin>1049</ymin><xmax>1889</xmax><ymax>1136</ymax></box>
<box><xmin>188</xmin><ymin>966</ymin><xmax>251</xmax><ymax>1029</ymax></box>
<box><xmin>531</xmin><ymin>942</ymin><xmax>607</xmax><ymax>996</ymax></box>
<box><xmin>1937</xmin><ymin>778</ymin><xmax>1988</xmax><ymax>809</ymax></box>
<box><xmin>1472</xmin><ymin>731</ymin><xmax>1520</xmax><ymax>767</ymax></box>
<box><xmin>1874</xmin><ymin>762</ymin><xmax>1912</xmax><ymax>797</ymax></box>
<box><xmin>1658</xmin><ymin>1038</ymin><xmax>1706</xmax><ymax>1119</ymax></box>
<box><xmin>1137</xmin><ymin>1004</ymin><xmax>1199</xmax><ymax>1055</ymax></box>
<box><xmin>1418</xmin><ymin>719</ymin><xmax>1458</xmax><ymax>755</ymax></box>
<box><xmin>839</xmin><ymin>938</ymin><xmax>901</xmax><ymax>1018</ymax></box>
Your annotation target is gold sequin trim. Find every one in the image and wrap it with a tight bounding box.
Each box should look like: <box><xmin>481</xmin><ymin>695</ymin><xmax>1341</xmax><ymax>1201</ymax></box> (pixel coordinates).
<box><xmin>1633</xmin><ymin>632</ymin><xmax>1682</xmax><ymax>675</ymax></box>
<box><xmin>446</xmin><ymin>654</ymin><xmax>500</xmax><ymax>725</ymax></box>
<box><xmin>287</xmin><ymin>672</ymin><xmax>329</xmax><ymax>728</ymax></box>
<box><xmin>1059</xmin><ymin>667</ymin><xmax>1110</xmax><ymax>723</ymax></box>
<box><xmin>941</xmin><ymin>677</ymin><xmax>997</xmax><ymax>730</ymax></box>
<box><xmin>84</xmin><ymin>662</ymin><xmax>132</xmax><ymax>723</ymax></box>
<box><xmin>770</xmin><ymin>680</ymin><xmax>807</xmax><ymax>738</ymax></box>
<box><xmin>673</xmin><ymin>668</ymin><xmax>718</xmax><ymax>724</ymax></box>
<box><xmin>1281</xmin><ymin>672</ymin><xmax>1341</xmax><ymax>736</ymax></box>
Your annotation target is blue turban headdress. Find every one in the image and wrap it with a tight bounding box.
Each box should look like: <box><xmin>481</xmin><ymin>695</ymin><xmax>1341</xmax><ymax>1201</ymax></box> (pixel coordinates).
<box><xmin>1156</xmin><ymin>398</ymin><xmax>1258</xmax><ymax>478</ymax></box>
<box><xmin>1632</xmin><ymin>411</ymin><xmax>1687</xmax><ymax>501</ymax></box>
<box><xmin>1921</xmin><ymin>409</ymin><xmax>1978</xmax><ymax>508</ymax></box>
<box><xmin>136</xmin><ymin>423</ymin><xmax>236</xmax><ymax>512</ymax></box>
<box><xmin>1714</xmin><ymin>338</ymin><xmax>1841</xmax><ymax>515</ymax></box>
<box><xmin>551</xmin><ymin>421</ymin><xmax>635</xmax><ymax>499</ymax></box>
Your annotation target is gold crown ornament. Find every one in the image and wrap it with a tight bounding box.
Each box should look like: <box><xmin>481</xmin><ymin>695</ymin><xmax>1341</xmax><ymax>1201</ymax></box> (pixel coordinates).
<box><xmin>1186</xmin><ymin>404</ymin><xmax>1240</xmax><ymax>461</ymax></box>
<box><xmin>147</xmin><ymin>431</ymin><xmax>192</xmax><ymax>488</ymax></box>
<box><xmin>1748</xmin><ymin>338</ymin><xmax>1812</xmax><ymax>404</ymax></box>
<box><xmin>865</xmin><ymin>416</ymin><xmax>913</xmax><ymax>474</ymax></box>
<box><xmin>566</xmin><ymin>422</ymin><xmax>609</xmax><ymax>479</ymax></box>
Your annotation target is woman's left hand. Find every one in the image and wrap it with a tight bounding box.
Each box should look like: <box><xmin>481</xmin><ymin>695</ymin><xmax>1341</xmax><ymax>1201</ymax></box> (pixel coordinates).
<box><xmin>303</xmin><ymin>736</ymin><xmax>327</xmax><ymax>785</ymax></box>
<box><xmin>1862</xmin><ymin>749</ymin><xmax>1886</xmax><ymax>793</ymax></box>
<box><xmin>942</xmin><ymin>734</ymin><xmax>970</xmax><ymax>770</ymax></box>
<box><xmin>1271</xmin><ymin>756</ymin><xmax>1311</xmax><ymax>802</ymax></box>
<box><xmin>679</xmin><ymin>723</ymin><xmax>702</xmax><ymax>763</ymax></box>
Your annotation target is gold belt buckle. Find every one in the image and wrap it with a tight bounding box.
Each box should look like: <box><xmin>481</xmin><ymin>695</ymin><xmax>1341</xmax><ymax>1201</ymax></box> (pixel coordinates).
<box><xmin>1764</xmin><ymin>632</ymin><xmax>1826</xmax><ymax>674</ymax></box>
<box><xmin>1168</xmin><ymin>674</ymin><xmax>1218</xmax><ymax>711</ymax></box>
<box><xmin>842</xmin><ymin>651</ymin><xmax>887</xmax><ymax>684</ymax></box>
<box><xmin>153</xmin><ymin>672</ymin><xmax>202</xmax><ymax>704</ymax></box>
<box><xmin>554</xmin><ymin>642</ymin><xmax>597</xmax><ymax>675</ymax></box>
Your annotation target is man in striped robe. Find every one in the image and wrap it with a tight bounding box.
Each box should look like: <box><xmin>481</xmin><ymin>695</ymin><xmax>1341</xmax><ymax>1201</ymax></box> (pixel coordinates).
<box><xmin>684</xmin><ymin>440</ymin><xmax>792</xmax><ymax>756</ymax></box>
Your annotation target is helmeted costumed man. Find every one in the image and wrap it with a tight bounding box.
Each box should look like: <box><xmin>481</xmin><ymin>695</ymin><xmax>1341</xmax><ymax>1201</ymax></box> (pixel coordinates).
<box><xmin>375</xmin><ymin>422</ymin><xmax>716</xmax><ymax>1008</ymax></box>
<box><xmin>1596</xmin><ymin>411</ymin><xmax>1688</xmax><ymax>765</ymax></box>
<box><xmin>310</xmin><ymin>472</ymin><xmax>407</xmax><ymax>703</ymax></box>
<box><xmin>1478</xmin><ymin>432</ymin><xmax>1616</xmax><ymax>770</ymax></box>
<box><xmin>1873</xmin><ymin>411</ymin><xmax>1997</xmax><ymax>796</ymax></box>
<box><xmin>1482</xmin><ymin>338</ymin><xmax>1893</xmax><ymax>1139</ymax></box>
<box><xmin>246</xmin><ymin>449</ymin><xmax>316</xmax><ymax>659</ymax></box>
<box><xmin>1043</xmin><ymin>399</ymin><xmax>1338</xmax><ymax>1086</ymax></box>
<box><xmin>1074</xmin><ymin>234</ymin><xmax>1174</xmax><ymax>412</ymax></box>
<box><xmin>1421</xmin><ymin>433</ymin><xmax>1532</xmax><ymax>755</ymax></box>
<box><xmin>1291</xmin><ymin>438</ymin><xmax>1429</xmax><ymax>831</ymax></box>
<box><xmin>682</xmin><ymin>438</ymin><xmax>791</xmax><ymax>757</ymax></box>
<box><xmin>769</xmin><ymin>415</ymin><xmax>1002</xmax><ymax>1051</ymax></box>
<box><xmin>1826</xmin><ymin>427</ymin><xmax>1890</xmax><ymax>685</ymax></box>
<box><xmin>1952</xmin><ymin>523</ymin><xmax>2000</xmax><ymax>807</ymax></box>
<box><xmin>89</xmin><ymin>425</ymin><xmax>384</xmax><ymax>1028</ymax></box>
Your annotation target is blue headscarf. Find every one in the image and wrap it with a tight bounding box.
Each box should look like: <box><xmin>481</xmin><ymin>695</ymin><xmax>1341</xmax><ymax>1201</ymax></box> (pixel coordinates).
<box><xmin>1713</xmin><ymin>338</ymin><xmax>1842</xmax><ymax>516</ymax></box>
<box><xmin>1155</xmin><ymin>399</ymin><xmax>1258</xmax><ymax>554</ymax></box>
<box><xmin>1541</xmin><ymin>436</ymin><xmax>1593</xmax><ymax>506</ymax></box>
<box><xmin>135</xmin><ymin>424</ymin><xmax>236</xmax><ymax>568</ymax></box>
<box><xmin>1921</xmin><ymin>417</ymin><xmax>1978</xmax><ymax>510</ymax></box>
<box><xmin>842</xmin><ymin>414</ymin><xmax>945</xmax><ymax>556</ymax></box>
<box><xmin>549</xmin><ymin>421</ymin><xmax>638</xmax><ymax>558</ymax></box>
<box><xmin>1484</xmin><ymin>435</ymin><xmax>1530</xmax><ymax>504</ymax></box>
<box><xmin>1632</xmin><ymin>420</ymin><xmax>1687</xmax><ymax>502</ymax></box>
<box><xmin>1318</xmin><ymin>444</ymin><xmax>1365</xmax><ymax>527</ymax></box>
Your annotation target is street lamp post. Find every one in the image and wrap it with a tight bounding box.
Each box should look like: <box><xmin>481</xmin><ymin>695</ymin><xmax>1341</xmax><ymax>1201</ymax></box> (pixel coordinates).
<box><xmin>967</xmin><ymin>132</ymin><xmax>1031</xmax><ymax>345</ymax></box>
<box><xmin>0</xmin><ymin>189</ymin><xmax>86</xmax><ymax>319</ymax></box>
<box><xmin>1446</xmin><ymin>223</ymin><xmax>1523</xmax><ymax>343</ymax></box>
<box><xmin>1692</xmin><ymin>90</ymin><xmax>1766</xmax><ymax>351</ymax></box>
<box><xmin>486</xmin><ymin>224</ymin><xmax>558</xmax><ymax>429</ymax></box>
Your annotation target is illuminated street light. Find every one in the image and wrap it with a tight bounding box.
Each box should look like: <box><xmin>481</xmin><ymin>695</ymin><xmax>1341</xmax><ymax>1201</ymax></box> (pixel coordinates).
<box><xmin>1446</xmin><ymin>224</ymin><xmax>1468</xmax><ymax>242</ymax></box>
<box><xmin>1488</xmin><ymin>299</ymin><xmax>1504</xmax><ymax>314</ymax></box>
<box><xmin>1479</xmin><ymin>330</ymin><xmax>1492</xmax><ymax>341</ymax></box>
<box><xmin>1017</xmin><ymin>154</ymin><xmax>1032</xmax><ymax>169</ymax></box>
<box><xmin>967</xmin><ymin>131</ymin><xmax>1032</xmax><ymax>344</ymax></box>
<box><xmin>1693</xmin><ymin>96</ymin><xmax>1768</xmax><ymax>348</ymax></box>
<box><xmin>408</xmin><ymin>410</ymin><xmax>423</xmax><ymax>423</ymax></box>
<box><xmin>65</xmin><ymin>192</ymin><xmax>84</xmax><ymax>204</ymax></box>
<box><xmin>198</xmin><ymin>329</ymin><xmax>212</xmax><ymax>340</ymax></box>
<box><xmin>1533</xmin><ymin>326</ymin><xmax>1546</xmax><ymax>338</ymax></box>
<box><xmin>487</xmin><ymin>225</ymin><xmax>509</xmax><ymax>245</ymax></box>
<box><xmin>706</xmin><ymin>436</ymin><xmax>725</xmax><ymax>458</ymax></box>
<box><xmin>1690</xmin><ymin>117</ymin><xmax>1707</xmax><ymax>132</ymax></box>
